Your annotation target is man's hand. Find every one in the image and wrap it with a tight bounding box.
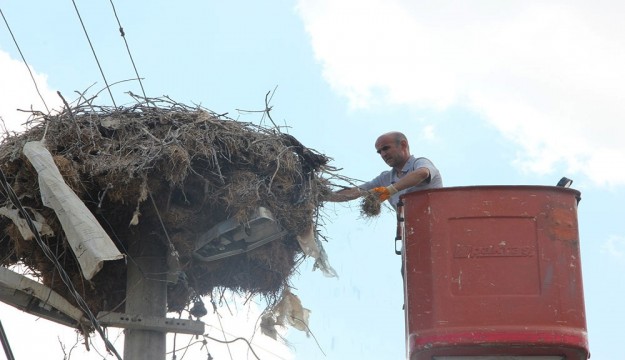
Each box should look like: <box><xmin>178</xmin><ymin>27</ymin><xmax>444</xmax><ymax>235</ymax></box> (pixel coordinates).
<box><xmin>371</xmin><ymin>185</ymin><xmax>398</xmax><ymax>201</ymax></box>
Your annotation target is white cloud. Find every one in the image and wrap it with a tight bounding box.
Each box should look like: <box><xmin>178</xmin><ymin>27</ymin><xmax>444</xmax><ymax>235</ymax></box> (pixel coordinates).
<box><xmin>296</xmin><ymin>0</ymin><xmax>625</xmax><ymax>186</ymax></box>
<box><xmin>421</xmin><ymin>125</ymin><xmax>436</xmax><ymax>141</ymax></box>
<box><xmin>0</xmin><ymin>50</ymin><xmax>61</xmax><ymax>132</ymax></box>
<box><xmin>601</xmin><ymin>235</ymin><xmax>625</xmax><ymax>260</ymax></box>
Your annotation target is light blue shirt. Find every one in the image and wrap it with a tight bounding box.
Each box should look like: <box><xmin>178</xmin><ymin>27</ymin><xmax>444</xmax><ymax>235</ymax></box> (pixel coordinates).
<box><xmin>361</xmin><ymin>156</ymin><xmax>443</xmax><ymax>210</ymax></box>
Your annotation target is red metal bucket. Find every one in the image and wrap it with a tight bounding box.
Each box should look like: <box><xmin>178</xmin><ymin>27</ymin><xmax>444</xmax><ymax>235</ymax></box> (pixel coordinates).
<box><xmin>402</xmin><ymin>186</ymin><xmax>589</xmax><ymax>359</ymax></box>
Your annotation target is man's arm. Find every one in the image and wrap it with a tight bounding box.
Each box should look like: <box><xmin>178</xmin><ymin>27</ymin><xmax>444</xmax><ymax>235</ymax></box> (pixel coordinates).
<box><xmin>392</xmin><ymin>167</ymin><xmax>431</xmax><ymax>192</ymax></box>
<box><xmin>373</xmin><ymin>167</ymin><xmax>431</xmax><ymax>200</ymax></box>
<box><xmin>329</xmin><ymin>168</ymin><xmax>431</xmax><ymax>203</ymax></box>
<box><xmin>326</xmin><ymin>187</ymin><xmax>366</xmax><ymax>202</ymax></box>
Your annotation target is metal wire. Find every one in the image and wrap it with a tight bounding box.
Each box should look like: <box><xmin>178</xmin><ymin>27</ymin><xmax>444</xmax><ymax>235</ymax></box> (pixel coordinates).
<box><xmin>0</xmin><ymin>7</ymin><xmax>51</xmax><ymax>114</ymax></box>
<box><xmin>0</xmin><ymin>320</ymin><xmax>16</xmax><ymax>360</ymax></box>
<box><xmin>69</xmin><ymin>0</ymin><xmax>117</xmax><ymax>107</ymax></box>
<box><xmin>108</xmin><ymin>0</ymin><xmax>148</xmax><ymax>99</ymax></box>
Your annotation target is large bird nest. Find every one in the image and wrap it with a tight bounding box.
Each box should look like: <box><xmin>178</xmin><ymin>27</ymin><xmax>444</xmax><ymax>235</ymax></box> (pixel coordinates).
<box><xmin>0</xmin><ymin>95</ymin><xmax>335</xmax><ymax>316</ymax></box>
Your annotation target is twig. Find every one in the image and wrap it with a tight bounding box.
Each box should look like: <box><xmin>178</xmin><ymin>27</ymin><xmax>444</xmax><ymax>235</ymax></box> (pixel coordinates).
<box><xmin>263</xmin><ymin>85</ymin><xmax>279</xmax><ymax>129</ymax></box>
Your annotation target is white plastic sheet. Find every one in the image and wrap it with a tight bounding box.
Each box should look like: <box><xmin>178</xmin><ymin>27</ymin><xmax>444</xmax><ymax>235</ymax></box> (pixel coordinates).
<box><xmin>0</xmin><ymin>206</ymin><xmax>54</xmax><ymax>240</ymax></box>
<box><xmin>296</xmin><ymin>225</ymin><xmax>337</xmax><ymax>278</ymax></box>
<box><xmin>23</xmin><ymin>141</ymin><xmax>124</xmax><ymax>280</ymax></box>
<box><xmin>260</xmin><ymin>289</ymin><xmax>310</xmax><ymax>339</ymax></box>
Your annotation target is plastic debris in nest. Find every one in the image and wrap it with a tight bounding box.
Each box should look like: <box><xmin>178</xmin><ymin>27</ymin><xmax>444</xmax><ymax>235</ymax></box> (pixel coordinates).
<box><xmin>23</xmin><ymin>140</ymin><xmax>124</xmax><ymax>280</ymax></box>
<box><xmin>260</xmin><ymin>289</ymin><xmax>310</xmax><ymax>340</ymax></box>
<box><xmin>296</xmin><ymin>225</ymin><xmax>337</xmax><ymax>278</ymax></box>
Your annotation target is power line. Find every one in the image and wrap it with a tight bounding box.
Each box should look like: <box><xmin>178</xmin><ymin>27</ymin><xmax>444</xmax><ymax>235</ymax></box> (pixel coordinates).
<box><xmin>69</xmin><ymin>0</ymin><xmax>117</xmax><ymax>107</ymax></box>
<box><xmin>0</xmin><ymin>320</ymin><xmax>16</xmax><ymax>360</ymax></box>
<box><xmin>203</xmin><ymin>315</ymin><xmax>291</xmax><ymax>360</ymax></box>
<box><xmin>217</xmin><ymin>313</ymin><xmax>235</xmax><ymax>360</ymax></box>
<box><xmin>204</xmin><ymin>335</ymin><xmax>263</xmax><ymax>360</ymax></box>
<box><xmin>0</xmin><ymin>7</ymin><xmax>51</xmax><ymax>114</ymax></box>
<box><xmin>108</xmin><ymin>0</ymin><xmax>148</xmax><ymax>99</ymax></box>
<box><xmin>167</xmin><ymin>334</ymin><xmax>267</xmax><ymax>360</ymax></box>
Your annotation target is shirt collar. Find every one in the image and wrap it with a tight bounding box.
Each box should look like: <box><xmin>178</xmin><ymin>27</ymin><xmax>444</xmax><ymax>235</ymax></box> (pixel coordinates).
<box><xmin>395</xmin><ymin>155</ymin><xmax>415</xmax><ymax>176</ymax></box>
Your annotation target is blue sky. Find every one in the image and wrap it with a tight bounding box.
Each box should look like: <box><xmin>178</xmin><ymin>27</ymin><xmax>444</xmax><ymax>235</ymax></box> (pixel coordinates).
<box><xmin>1</xmin><ymin>1</ymin><xmax>624</xmax><ymax>359</ymax></box>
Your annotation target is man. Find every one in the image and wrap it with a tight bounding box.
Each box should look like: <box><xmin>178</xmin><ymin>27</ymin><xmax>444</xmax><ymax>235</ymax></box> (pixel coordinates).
<box><xmin>329</xmin><ymin>131</ymin><xmax>443</xmax><ymax>210</ymax></box>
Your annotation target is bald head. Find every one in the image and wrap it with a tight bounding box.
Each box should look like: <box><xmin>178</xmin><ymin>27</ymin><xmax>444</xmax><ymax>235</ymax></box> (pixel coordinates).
<box><xmin>376</xmin><ymin>131</ymin><xmax>408</xmax><ymax>149</ymax></box>
<box><xmin>375</xmin><ymin>131</ymin><xmax>411</xmax><ymax>170</ymax></box>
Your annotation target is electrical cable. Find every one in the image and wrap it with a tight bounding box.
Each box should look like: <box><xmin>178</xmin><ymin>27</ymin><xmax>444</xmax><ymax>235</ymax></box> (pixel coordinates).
<box><xmin>0</xmin><ymin>320</ymin><xmax>16</xmax><ymax>360</ymax></box>
<box><xmin>108</xmin><ymin>0</ymin><xmax>148</xmax><ymax>99</ymax></box>
<box><xmin>217</xmin><ymin>313</ymin><xmax>235</xmax><ymax>360</ymax></box>
<box><xmin>167</xmin><ymin>335</ymin><xmax>265</xmax><ymax>360</ymax></box>
<box><xmin>203</xmin><ymin>308</ymin><xmax>291</xmax><ymax>360</ymax></box>
<box><xmin>0</xmin><ymin>7</ymin><xmax>51</xmax><ymax>114</ymax></box>
<box><xmin>69</xmin><ymin>0</ymin><xmax>117</xmax><ymax>107</ymax></box>
<box><xmin>204</xmin><ymin>335</ymin><xmax>263</xmax><ymax>360</ymax></box>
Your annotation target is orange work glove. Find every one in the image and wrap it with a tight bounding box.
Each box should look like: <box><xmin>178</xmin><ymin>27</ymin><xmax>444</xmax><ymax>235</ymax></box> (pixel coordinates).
<box><xmin>371</xmin><ymin>185</ymin><xmax>398</xmax><ymax>201</ymax></box>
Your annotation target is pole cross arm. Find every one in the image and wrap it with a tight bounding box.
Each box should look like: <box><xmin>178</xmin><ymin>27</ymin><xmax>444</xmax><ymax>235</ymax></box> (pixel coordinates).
<box><xmin>97</xmin><ymin>312</ymin><xmax>205</xmax><ymax>335</ymax></box>
<box><xmin>0</xmin><ymin>267</ymin><xmax>88</xmax><ymax>328</ymax></box>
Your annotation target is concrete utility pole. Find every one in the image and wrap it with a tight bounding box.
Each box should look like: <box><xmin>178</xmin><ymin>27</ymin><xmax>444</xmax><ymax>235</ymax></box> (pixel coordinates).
<box><xmin>123</xmin><ymin>234</ymin><xmax>167</xmax><ymax>360</ymax></box>
<box><xmin>95</xmin><ymin>232</ymin><xmax>203</xmax><ymax>360</ymax></box>
<box><xmin>101</xmin><ymin>233</ymin><xmax>204</xmax><ymax>360</ymax></box>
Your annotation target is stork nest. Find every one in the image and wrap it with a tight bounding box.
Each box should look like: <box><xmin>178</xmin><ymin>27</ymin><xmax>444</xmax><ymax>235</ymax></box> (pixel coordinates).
<box><xmin>0</xmin><ymin>96</ymin><xmax>336</xmax><ymax>316</ymax></box>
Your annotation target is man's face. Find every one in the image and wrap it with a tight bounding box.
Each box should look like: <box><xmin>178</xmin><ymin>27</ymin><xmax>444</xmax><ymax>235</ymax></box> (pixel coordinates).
<box><xmin>375</xmin><ymin>136</ymin><xmax>405</xmax><ymax>168</ymax></box>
